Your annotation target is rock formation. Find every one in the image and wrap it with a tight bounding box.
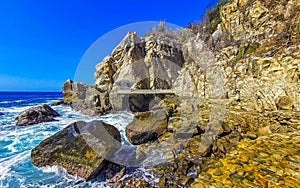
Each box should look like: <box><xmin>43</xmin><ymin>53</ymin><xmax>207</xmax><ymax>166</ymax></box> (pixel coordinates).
<box><xmin>62</xmin><ymin>79</ymin><xmax>73</xmax><ymax>103</ymax></box>
<box><xmin>16</xmin><ymin>104</ymin><xmax>60</xmax><ymax>126</ymax></box>
<box><xmin>31</xmin><ymin>120</ymin><xmax>122</xmax><ymax>180</ymax></box>
<box><xmin>126</xmin><ymin>110</ymin><xmax>168</xmax><ymax>145</ymax></box>
<box><xmin>62</xmin><ymin>31</ymin><xmax>184</xmax><ymax>115</ymax></box>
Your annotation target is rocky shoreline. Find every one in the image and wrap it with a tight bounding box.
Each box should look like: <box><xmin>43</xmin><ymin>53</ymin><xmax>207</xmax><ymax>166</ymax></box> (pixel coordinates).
<box><xmin>25</xmin><ymin>0</ymin><xmax>300</xmax><ymax>187</ymax></box>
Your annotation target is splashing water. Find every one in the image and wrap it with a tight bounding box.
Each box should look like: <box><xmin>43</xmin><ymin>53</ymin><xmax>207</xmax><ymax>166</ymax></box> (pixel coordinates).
<box><xmin>0</xmin><ymin>92</ymin><xmax>134</xmax><ymax>188</ymax></box>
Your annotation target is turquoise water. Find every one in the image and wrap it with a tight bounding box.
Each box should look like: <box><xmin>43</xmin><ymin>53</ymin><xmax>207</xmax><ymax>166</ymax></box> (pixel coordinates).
<box><xmin>0</xmin><ymin>92</ymin><xmax>134</xmax><ymax>187</ymax></box>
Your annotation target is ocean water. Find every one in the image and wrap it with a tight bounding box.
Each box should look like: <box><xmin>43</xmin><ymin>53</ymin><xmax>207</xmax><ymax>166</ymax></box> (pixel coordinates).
<box><xmin>0</xmin><ymin>92</ymin><xmax>137</xmax><ymax>188</ymax></box>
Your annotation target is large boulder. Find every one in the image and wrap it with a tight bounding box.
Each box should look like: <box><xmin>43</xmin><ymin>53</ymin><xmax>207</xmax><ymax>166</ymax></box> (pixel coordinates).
<box><xmin>16</xmin><ymin>104</ymin><xmax>60</xmax><ymax>126</ymax></box>
<box><xmin>126</xmin><ymin>110</ymin><xmax>168</xmax><ymax>145</ymax></box>
<box><xmin>31</xmin><ymin>120</ymin><xmax>122</xmax><ymax>180</ymax></box>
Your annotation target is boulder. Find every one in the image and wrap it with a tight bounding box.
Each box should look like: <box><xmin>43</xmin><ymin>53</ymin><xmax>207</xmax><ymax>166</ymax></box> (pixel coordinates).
<box><xmin>51</xmin><ymin>100</ymin><xmax>65</xmax><ymax>106</ymax></box>
<box><xmin>126</xmin><ymin>110</ymin><xmax>168</xmax><ymax>145</ymax></box>
<box><xmin>62</xmin><ymin>79</ymin><xmax>73</xmax><ymax>103</ymax></box>
<box><xmin>31</xmin><ymin>120</ymin><xmax>122</xmax><ymax>180</ymax></box>
<box><xmin>16</xmin><ymin>104</ymin><xmax>60</xmax><ymax>126</ymax></box>
<box><xmin>0</xmin><ymin>112</ymin><xmax>4</xmax><ymax>116</ymax></box>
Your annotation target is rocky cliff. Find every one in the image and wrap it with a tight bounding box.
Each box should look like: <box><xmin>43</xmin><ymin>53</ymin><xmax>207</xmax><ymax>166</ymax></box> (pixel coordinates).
<box><xmin>179</xmin><ymin>0</ymin><xmax>300</xmax><ymax>112</ymax></box>
<box><xmin>64</xmin><ymin>31</ymin><xmax>185</xmax><ymax>115</ymax></box>
<box><xmin>59</xmin><ymin>0</ymin><xmax>300</xmax><ymax>186</ymax></box>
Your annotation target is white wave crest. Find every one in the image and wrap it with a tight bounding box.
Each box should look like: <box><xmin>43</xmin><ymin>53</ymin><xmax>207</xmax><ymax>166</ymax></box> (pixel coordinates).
<box><xmin>0</xmin><ymin>151</ymin><xmax>30</xmax><ymax>180</ymax></box>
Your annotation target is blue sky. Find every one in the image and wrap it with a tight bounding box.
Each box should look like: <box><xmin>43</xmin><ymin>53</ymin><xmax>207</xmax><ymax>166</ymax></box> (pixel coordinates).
<box><xmin>0</xmin><ymin>0</ymin><xmax>214</xmax><ymax>91</ymax></box>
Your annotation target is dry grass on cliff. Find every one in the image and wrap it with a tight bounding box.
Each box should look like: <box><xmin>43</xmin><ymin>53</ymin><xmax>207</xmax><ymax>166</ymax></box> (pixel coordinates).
<box><xmin>187</xmin><ymin>0</ymin><xmax>228</xmax><ymax>38</ymax></box>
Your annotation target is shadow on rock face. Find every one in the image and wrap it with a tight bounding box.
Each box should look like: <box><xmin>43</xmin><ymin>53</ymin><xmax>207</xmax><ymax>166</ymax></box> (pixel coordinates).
<box><xmin>128</xmin><ymin>77</ymin><xmax>170</xmax><ymax>112</ymax></box>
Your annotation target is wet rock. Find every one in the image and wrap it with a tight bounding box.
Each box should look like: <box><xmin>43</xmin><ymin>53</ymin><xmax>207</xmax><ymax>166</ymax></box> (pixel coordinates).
<box><xmin>104</xmin><ymin>163</ymin><xmax>126</xmax><ymax>183</ymax></box>
<box><xmin>173</xmin><ymin>120</ymin><xmax>199</xmax><ymax>140</ymax></box>
<box><xmin>16</xmin><ymin>104</ymin><xmax>60</xmax><ymax>126</ymax></box>
<box><xmin>31</xmin><ymin>120</ymin><xmax>121</xmax><ymax>180</ymax></box>
<box><xmin>126</xmin><ymin>110</ymin><xmax>168</xmax><ymax>145</ymax></box>
<box><xmin>51</xmin><ymin>100</ymin><xmax>65</xmax><ymax>106</ymax></box>
<box><xmin>0</xmin><ymin>112</ymin><xmax>4</xmax><ymax>116</ymax></box>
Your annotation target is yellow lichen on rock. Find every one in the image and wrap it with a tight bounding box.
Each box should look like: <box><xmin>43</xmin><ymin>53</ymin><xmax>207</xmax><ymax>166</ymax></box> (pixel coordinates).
<box><xmin>85</xmin><ymin>149</ymin><xmax>97</xmax><ymax>161</ymax></box>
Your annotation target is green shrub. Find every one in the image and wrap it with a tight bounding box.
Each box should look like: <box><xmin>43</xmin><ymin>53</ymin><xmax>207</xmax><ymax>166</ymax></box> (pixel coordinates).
<box><xmin>187</xmin><ymin>0</ymin><xmax>228</xmax><ymax>40</ymax></box>
<box><xmin>235</xmin><ymin>44</ymin><xmax>259</xmax><ymax>61</ymax></box>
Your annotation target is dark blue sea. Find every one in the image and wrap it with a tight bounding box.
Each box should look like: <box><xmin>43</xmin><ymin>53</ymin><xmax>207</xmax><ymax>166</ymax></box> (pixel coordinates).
<box><xmin>0</xmin><ymin>92</ymin><xmax>135</xmax><ymax>188</ymax></box>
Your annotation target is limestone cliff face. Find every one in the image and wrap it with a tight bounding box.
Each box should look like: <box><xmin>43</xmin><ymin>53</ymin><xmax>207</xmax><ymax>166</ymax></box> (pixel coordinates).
<box><xmin>219</xmin><ymin>0</ymin><xmax>300</xmax><ymax>111</ymax></box>
<box><xmin>176</xmin><ymin>0</ymin><xmax>300</xmax><ymax>112</ymax></box>
<box><xmin>221</xmin><ymin>0</ymin><xmax>299</xmax><ymax>43</ymax></box>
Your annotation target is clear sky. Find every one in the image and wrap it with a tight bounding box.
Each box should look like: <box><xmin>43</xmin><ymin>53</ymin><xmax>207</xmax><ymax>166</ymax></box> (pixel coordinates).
<box><xmin>0</xmin><ymin>0</ymin><xmax>215</xmax><ymax>91</ymax></box>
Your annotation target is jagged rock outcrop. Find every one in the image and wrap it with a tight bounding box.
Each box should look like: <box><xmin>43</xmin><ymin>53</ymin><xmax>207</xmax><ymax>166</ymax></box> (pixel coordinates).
<box><xmin>60</xmin><ymin>0</ymin><xmax>299</xmax><ymax>115</ymax></box>
<box><xmin>16</xmin><ymin>104</ymin><xmax>60</xmax><ymax>126</ymax></box>
<box><xmin>62</xmin><ymin>79</ymin><xmax>73</xmax><ymax>103</ymax></box>
<box><xmin>62</xmin><ymin>32</ymin><xmax>185</xmax><ymax>114</ymax></box>
<box><xmin>31</xmin><ymin>120</ymin><xmax>122</xmax><ymax>180</ymax></box>
<box><xmin>61</xmin><ymin>81</ymin><xmax>111</xmax><ymax>116</ymax></box>
<box><xmin>71</xmin><ymin>82</ymin><xmax>111</xmax><ymax>116</ymax></box>
<box><xmin>97</xmin><ymin>32</ymin><xmax>184</xmax><ymax>112</ymax></box>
